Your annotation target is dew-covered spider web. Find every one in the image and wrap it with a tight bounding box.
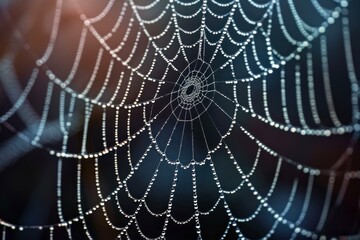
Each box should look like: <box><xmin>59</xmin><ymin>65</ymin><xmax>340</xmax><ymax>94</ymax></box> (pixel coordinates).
<box><xmin>0</xmin><ymin>0</ymin><xmax>360</xmax><ymax>239</ymax></box>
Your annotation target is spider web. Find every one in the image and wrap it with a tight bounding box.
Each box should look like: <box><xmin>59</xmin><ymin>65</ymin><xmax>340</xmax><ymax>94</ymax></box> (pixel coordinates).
<box><xmin>0</xmin><ymin>0</ymin><xmax>360</xmax><ymax>239</ymax></box>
